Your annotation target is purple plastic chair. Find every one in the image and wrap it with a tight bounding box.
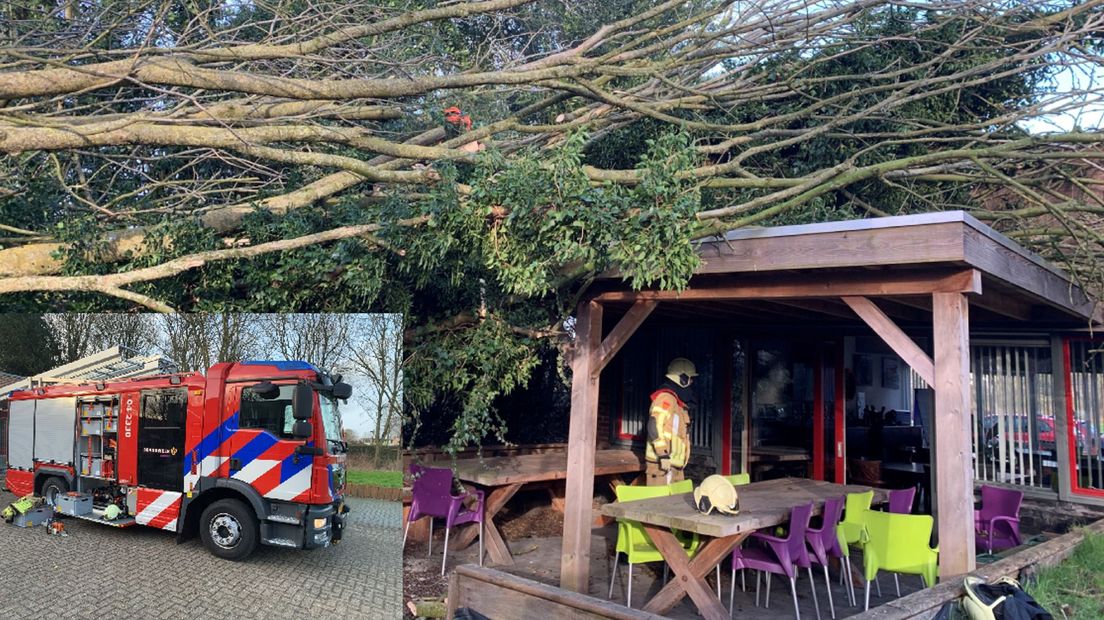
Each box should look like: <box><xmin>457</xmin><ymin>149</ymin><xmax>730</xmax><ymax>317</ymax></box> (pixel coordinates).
<box><xmin>887</xmin><ymin>487</ymin><xmax>916</xmax><ymax>515</ymax></box>
<box><xmin>402</xmin><ymin>464</ymin><xmax>485</xmax><ymax>575</ymax></box>
<box><xmin>729</xmin><ymin>502</ymin><xmax>820</xmax><ymax>620</ymax></box>
<box><xmin>974</xmin><ymin>485</ymin><xmax>1023</xmax><ymax>554</ymax></box>
<box><xmin>806</xmin><ymin>497</ymin><xmax>847</xmax><ymax>617</ymax></box>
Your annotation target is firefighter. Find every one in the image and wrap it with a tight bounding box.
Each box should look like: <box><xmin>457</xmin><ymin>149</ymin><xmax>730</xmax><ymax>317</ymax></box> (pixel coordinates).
<box><xmin>645</xmin><ymin>357</ymin><xmax>698</xmax><ymax>485</ymax></box>
<box><xmin>443</xmin><ymin>105</ymin><xmax>484</xmax><ymax>153</ymax></box>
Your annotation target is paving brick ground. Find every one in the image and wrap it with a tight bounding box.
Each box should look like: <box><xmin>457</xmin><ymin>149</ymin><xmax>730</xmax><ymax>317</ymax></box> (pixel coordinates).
<box><xmin>0</xmin><ymin>491</ymin><xmax>401</xmax><ymax>619</ymax></box>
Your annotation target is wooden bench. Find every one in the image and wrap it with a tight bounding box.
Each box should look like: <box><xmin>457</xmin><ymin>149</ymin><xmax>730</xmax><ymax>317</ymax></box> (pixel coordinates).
<box><xmin>446</xmin><ymin>565</ymin><xmax>665</xmax><ymax>620</ymax></box>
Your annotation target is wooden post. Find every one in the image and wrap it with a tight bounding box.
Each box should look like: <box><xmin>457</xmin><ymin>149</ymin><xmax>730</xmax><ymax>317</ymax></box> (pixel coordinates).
<box><xmin>560</xmin><ymin>300</ymin><xmax>603</xmax><ymax>593</ymax></box>
<box><xmin>1051</xmin><ymin>335</ymin><xmax>1072</xmax><ymax>500</ymax></box>
<box><xmin>932</xmin><ymin>292</ymin><xmax>976</xmax><ymax>578</ymax></box>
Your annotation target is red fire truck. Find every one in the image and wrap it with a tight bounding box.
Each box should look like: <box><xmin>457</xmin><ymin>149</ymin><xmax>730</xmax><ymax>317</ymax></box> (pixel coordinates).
<box><xmin>2</xmin><ymin>360</ymin><xmax>351</xmax><ymax>560</ymax></box>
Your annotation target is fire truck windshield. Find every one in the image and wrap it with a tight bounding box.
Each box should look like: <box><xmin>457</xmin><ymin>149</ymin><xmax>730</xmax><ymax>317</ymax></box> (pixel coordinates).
<box><xmin>319</xmin><ymin>394</ymin><xmax>345</xmax><ymax>453</ymax></box>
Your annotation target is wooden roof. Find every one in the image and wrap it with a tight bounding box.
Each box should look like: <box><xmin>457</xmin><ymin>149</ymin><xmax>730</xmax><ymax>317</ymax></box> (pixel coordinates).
<box><xmin>592</xmin><ymin>211</ymin><xmax>1101</xmax><ymax>328</ymax></box>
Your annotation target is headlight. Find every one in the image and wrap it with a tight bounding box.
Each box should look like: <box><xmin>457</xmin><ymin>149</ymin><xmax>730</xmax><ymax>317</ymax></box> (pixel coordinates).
<box><xmin>313</xmin><ymin>517</ymin><xmax>328</xmax><ymax>529</ymax></box>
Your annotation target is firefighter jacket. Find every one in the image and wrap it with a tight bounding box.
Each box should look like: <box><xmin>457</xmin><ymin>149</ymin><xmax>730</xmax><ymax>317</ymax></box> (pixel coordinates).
<box><xmin>645</xmin><ymin>383</ymin><xmax>693</xmax><ymax>469</ymax></box>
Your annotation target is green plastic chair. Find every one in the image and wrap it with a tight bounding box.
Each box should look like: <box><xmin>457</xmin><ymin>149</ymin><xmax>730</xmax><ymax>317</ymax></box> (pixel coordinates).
<box><xmin>837</xmin><ymin>490</ymin><xmax>874</xmax><ymax>551</ymax></box>
<box><xmin>609</xmin><ymin>484</ymin><xmax>674</xmax><ymax>608</ymax></box>
<box><xmin>835</xmin><ymin>490</ymin><xmax>874</xmax><ymax>606</ymax></box>
<box><xmin>668</xmin><ymin>479</ymin><xmax>693</xmax><ymax>494</ymax></box>
<box><xmin>724</xmin><ymin>473</ymin><xmax>751</xmax><ymax>486</ymax></box>
<box><xmin>860</xmin><ymin>510</ymin><xmax>939</xmax><ymax>610</ymax></box>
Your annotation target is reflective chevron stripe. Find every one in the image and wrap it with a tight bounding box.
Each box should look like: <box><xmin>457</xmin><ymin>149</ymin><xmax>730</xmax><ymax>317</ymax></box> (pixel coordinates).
<box><xmin>135</xmin><ymin>488</ymin><xmax>182</xmax><ymax>532</ymax></box>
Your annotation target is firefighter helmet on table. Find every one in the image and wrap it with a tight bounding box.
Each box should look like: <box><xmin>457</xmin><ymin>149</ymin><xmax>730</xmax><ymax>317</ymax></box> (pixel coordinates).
<box><xmin>103</xmin><ymin>504</ymin><xmax>121</xmax><ymax>520</ymax></box>
<box><xmin>693</xmin><ymin>474</ymin><xmax>740</xmax><ymax>515</ymax></box>
<box><xmin>666</xmin><ymin>358</ymin><xmax>698</xmax><ymax>387</ymax></box>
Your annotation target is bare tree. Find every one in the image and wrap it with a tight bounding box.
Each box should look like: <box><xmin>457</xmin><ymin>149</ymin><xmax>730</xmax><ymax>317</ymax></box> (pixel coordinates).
<box><xmin>44</xmin><ymin>314</ymin><xmax>97</xmax><ymax>363</ymax></box>
<box><xmin>44</xmin><ymin>313</ymin><xmax>158</xmax><ymax>363</ymax></box>
<box><xmin>0</xmin><ymin>1</ymin><xmax>1101</xmax><ymax>310</ymax></box>
<box><xmin>259</xmin><ymin>314</ymin><xmax>352</xmax><ymax>373</ymax></box>
<box><xmin>160</xmin><ymin>313</ymin><xmax>258</xmax><ymax>371</ymax></box>
<box><xmin>348</xmin><ymin>314</ymin><xmax>404</xmax><ymax>466</ymax></box>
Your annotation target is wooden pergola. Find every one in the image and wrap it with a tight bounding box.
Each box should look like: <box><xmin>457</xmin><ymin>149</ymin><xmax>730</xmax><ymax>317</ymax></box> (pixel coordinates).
<box><xmin>559</xmin><ymin>211</ymin><xmax>1102</xmax><ymax>594</ymax></box>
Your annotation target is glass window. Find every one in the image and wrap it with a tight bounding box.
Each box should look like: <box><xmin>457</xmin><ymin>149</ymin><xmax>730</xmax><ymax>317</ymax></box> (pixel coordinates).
<box><xmin>970</xmin><ymin>343</ymin><xmax>1053</xmax><ymax>489</ymax></box>
<box><xmin>1069</xmin><ymin>339</ymin><xmax>1104</xmax><ymax>493</ymax></box>
<box><xmin>319</xmin><ymin>395</ymin><xmax>343</xmax><ymax>443</ymax></box>
<box><xmin>240</xmin><ymin>385</ymin><xmax>298</xmax><ymax>439</ymax></box>
<box><xmin>140</xmin><ymin>390</ymin><xmax>186</xmax><ymax>426</ymax></box>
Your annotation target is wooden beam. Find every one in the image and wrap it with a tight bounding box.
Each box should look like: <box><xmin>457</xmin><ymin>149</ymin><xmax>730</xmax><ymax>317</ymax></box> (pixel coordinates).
<box><xmin>770</xmin><ymin>298</ymin><xmax>859</xmax><ymax>320</ymax></box>
<box><xmin>593</xmin><ymin>299</ymin><xmax>656</xmax><ymax>377</ymax></box>
<box><xmin>875</xmin><ymin>298</ymin><xmax>930</xmax><ymax>323</ymax></box>
<box><xmin>560</xmin><ymin>300</ymin><xmax>603</xmax><ymax>593</ymax></box>
<box><xmin>694</xmin><ymin>218</ymin><xmax>968</xmax><ymax>276</ymax></box>
<box><xmin>592</xmin><ymin>269</ymin><xmax>982</xmax><ymax>303</ymax></box>
<box><xmin>932</xmin><ymin>292</ymin><xmax>976</xmax><ymax>578</ymax></box>
<box><xmin>842</xmin><ymin>296</ymin><xmax>935</xmax><ymax>386</ymax></box>
<box><xmin>963</xmin><ymin>225</ymin><xmax>1097</xmax><ymax>321</ymax></box>
<box><xmin>970</xmin><ymin>289</ymin><xmax>1034</xmax><ymax>322</ymax></box>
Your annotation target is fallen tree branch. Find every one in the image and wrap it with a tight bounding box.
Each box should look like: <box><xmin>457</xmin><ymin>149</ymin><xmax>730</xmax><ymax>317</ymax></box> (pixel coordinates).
<box><xmin>0</xmin><ymin>216</ymin><xmax>431</xmax><ymax>310</ymax></box>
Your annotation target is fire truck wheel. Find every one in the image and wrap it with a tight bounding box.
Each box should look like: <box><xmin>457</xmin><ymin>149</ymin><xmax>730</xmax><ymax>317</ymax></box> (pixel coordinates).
<box><xmin>41</xmin><ymin>477</ymin><xmax>69</xmax><ymax>508</ymax></box>
<box><xmin>200</xmin><ymin>499</ymin><xmax>258</xmax><ymax>560</ymax></box>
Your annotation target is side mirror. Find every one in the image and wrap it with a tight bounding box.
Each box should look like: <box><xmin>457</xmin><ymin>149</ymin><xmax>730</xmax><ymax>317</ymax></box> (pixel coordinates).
<box><xmin>292</xmin><ymin>420</ymin><xmax>313</xmax><ymax>439</ymax></box>
<box><xmin>252</xmin><ymin>381</ymin><xmax>280</xmax><ymax>400</ymax></box>
<box><xmin>332</xmin><ymin>382</ymin><xmax>352</xmax><ymax>400</ymax></box>
<box><xmin>332</xmin><ymin>373</ymin><xmax>343</xmax><ymax>385</ymax></box>
<box><xmin>292</xmin><ymin>384</ymin><xmax>314</xmax><ymax>420</ymax></box>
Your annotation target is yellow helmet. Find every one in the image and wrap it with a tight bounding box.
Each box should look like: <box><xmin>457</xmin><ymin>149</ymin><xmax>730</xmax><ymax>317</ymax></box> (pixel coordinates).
<box><xmin>693</xmin><ymin>475</ymin><xmax>740</xmax><ymax>516</ymax></box>
<box><xmin>666</xmin><ymin>358</ymin><xmax>698</xmax><ymax>387</ymax></box>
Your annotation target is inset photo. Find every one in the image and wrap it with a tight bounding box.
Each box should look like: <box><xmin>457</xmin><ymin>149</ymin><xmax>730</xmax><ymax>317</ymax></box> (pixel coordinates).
<box><xmin>0</xmin><ymin>313</ymin><xmax>403</xmax><ymax>619</ymax></box>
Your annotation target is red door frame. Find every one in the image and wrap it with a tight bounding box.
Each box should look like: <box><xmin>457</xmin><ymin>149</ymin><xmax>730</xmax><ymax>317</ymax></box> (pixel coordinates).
<box><xmin>1064</xmin><ymin>336</ymin><xmax>1104</xmax><ymax>499</ymax></box>
<box><xmin>834</xmin><ymin>343</ymin><xmax>846</xmax><ymax>484</ymax></box>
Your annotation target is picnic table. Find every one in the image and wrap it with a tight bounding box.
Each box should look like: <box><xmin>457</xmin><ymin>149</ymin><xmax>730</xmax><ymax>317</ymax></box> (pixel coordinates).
<box><xmin>451</xmin><ymin>449</ymin><xmax>645</xmax><ymax>565</ymax></box>
<box><xmin>599</xmin><ymin>477</ymin><xmax>885</xmax><ymax>620</ymax></box>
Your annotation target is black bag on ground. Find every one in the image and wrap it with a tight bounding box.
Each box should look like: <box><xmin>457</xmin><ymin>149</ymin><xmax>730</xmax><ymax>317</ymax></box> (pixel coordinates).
<box><xmin>962</xmin><ymin>576</ymin><xmax>1054</xmax><ymax>620</ymax></box>
<box><xmin>452</xmin><ymin>608</ymin><xmax>491</xmax><ymax>620</ymax></box>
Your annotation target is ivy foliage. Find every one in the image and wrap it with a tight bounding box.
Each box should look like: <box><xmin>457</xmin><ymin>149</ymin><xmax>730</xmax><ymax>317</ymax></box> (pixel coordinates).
<box><xmin>473</xmin><ymin>130</ymin><xmax>701</xmax><ymax>296</ymax></box>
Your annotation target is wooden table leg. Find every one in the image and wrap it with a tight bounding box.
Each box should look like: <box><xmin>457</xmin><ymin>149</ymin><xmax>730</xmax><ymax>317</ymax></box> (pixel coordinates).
<box><xmin>547</xmin><ymin>480</ymin><xmax>566</xmax><ymax>513</ymax></box>
<box><xmin>451</xmin><ymin>483</ymin><xmax>523</xmax><ymax>566</ymax></box>
<box><xmin>639</xmin><ymin>525</ymin><xmax>748</xmax><ymax>620</ymax></box>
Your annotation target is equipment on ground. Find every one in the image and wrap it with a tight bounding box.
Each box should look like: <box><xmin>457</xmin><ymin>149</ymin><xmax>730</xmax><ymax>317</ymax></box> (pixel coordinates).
<box><xmin>960</xmin><ymin>576</ymin><xmax>1054</xmax><ymax>620</ymax></box>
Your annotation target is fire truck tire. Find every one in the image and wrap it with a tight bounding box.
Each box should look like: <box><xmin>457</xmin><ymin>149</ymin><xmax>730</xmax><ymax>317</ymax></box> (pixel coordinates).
<box><xmin>199</xmin><ymin>499</ymin><xmax>258</xmax><ymax>560</ymax></box>
<box><xmin>41</xmin><ymin>477</ymin><xmax>69</xmax><ymax>508</ymax></box>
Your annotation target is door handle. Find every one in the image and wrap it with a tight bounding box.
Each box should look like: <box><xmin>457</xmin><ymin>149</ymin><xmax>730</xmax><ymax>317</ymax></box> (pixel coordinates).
<box><xmin>229</xmin><ymin>457</ymin><xmax>242</xmax><ymax>471</ymax></box>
